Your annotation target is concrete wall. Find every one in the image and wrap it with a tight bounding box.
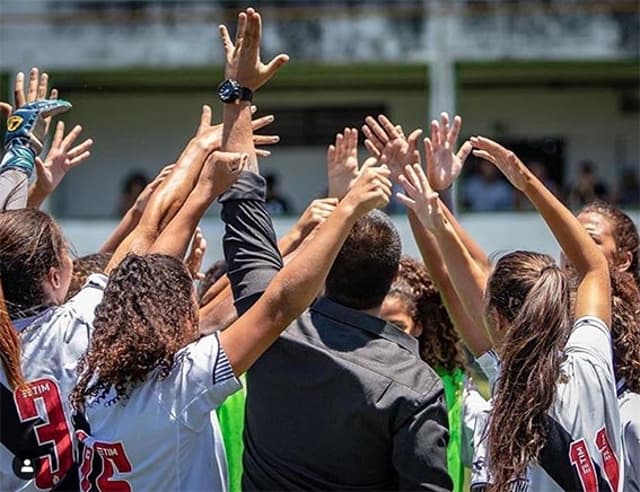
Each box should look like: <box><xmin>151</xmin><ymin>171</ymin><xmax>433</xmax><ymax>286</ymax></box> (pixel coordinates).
<box><xmin>1</xmin><ymin>1</ymin><xmax>637</xmax><ymax>70</ymax></box>
<box><xmin>459</xmin><ymin>86</ymin><xmax>640</xmax><ymax>190</ymax></box>
<box><xmin>45</xmin><ymin>81</ymin><xmax>638</xmax><ymax>217</ymax></box>
<box><xmin>60</xmin><ymin>210</ymin><xmax>640</xmax><ymax>269</ymax></box>
<box><xmin>47</xmin><ymin>85</ymin><xmax>431</xmax><ymax>217</ymax></box>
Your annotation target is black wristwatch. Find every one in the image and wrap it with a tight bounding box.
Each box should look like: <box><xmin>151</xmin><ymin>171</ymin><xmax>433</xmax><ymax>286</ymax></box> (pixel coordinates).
<box><xmin>217</xmin><ymin>79</ymin><xmax>253</xmax><ymax>104</ymax></box>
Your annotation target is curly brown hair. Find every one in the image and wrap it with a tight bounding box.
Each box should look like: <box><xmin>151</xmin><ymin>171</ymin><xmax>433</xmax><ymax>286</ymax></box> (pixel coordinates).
<box><xmin>70</xmin><ymin>254</ymin><xmax>198</xmax><ymax>411</ymax></box>
<box><xmin>0</xmin><ymin>209</ymin><xmax>68</xmax><ymax>318</ymax></box>
<box><xmin>485</xmin><ymin>251</ymin><xmax>571</xmax><ymax>492</ymax></box>
<box><xmin>610</xmin><ymin>270</ymin><xmax>640</xmax><ymax>393</ymax></box>
<box><xmin>387</xmin><ymin>256</ymin><xmax>465</xmax><ymax>372</ymax></box>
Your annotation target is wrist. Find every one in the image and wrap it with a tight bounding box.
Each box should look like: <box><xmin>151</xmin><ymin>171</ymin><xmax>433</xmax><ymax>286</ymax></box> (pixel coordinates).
<box><xmin>430</xmin><ymin>216</ymin><xmax>451</xmax><ymax>237</ymax></box>
<box><xmin>336</xmin><ymin>196</ymin><xmax>362</xmax><ymax>221</ymax></box>
<box><xmin>27</xmin><ymin>184</ymin><xmax>48</xmax><ymax>208</ymax></box>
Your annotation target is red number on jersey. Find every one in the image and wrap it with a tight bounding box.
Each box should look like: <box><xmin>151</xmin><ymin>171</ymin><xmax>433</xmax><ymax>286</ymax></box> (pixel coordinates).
<box><xmin>569</xmin><ymin>428</ymin><xmax>621</xmax><ymax>492</ymax></box>
<box><xmin>13</xmin><ymin>378</ymin><xmax>73</xmax><ymax>489</ymax></box>
<box><xmin>569</xmin><ymin>438</ymin><xmax>598</xmax><ymax>492</ymax></box>
<box><xmin>595</xmin><ymin>427</ymin><xmax>620</xmax><ymax>492</ymax></box>
<box><xmin>77</xmin><ymin>431</ymin><xmax>133</xmax><ymax>492</ymax></box>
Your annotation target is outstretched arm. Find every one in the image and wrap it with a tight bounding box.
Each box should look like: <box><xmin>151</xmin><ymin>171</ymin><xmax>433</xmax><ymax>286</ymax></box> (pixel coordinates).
<box><xmin>100</xmin><ymin>164</ymin><xmax>174</xmax><ymax>253</ymax></box>
<box><xmin>398</xmin><ymin>163</ymin><xmax>492</xmax><ymax>353</ymax></box>
<box><xmin>220</xmin><ymin>159</ymin><xmax>391</xmax><ymax>375</ymax></box>
<box><xmin>105</xmin><ymin>106</ymin><xmax>225</xmax><ymax>272</ymax></box>
<box><xmin>1</xmin><ymin>69</ymin><xmax>70</xmax><ymax>210</ymax></box>
<box><xmin>364</xmin><ymin>112</ymin><xmax>491</xmax><ymax>354</ymax></box>
<box><xmin>277</xmin><ymin>197</ymin><xmax>338</xmax><ymax>256</ymax></box>
<box><xmin>472</xmin><ymin>136</ymin><xmax>611</xmax><ymax>326</ymax></box>
<box><xmin>408</xmin><ymin>211</ymin><xmax>492</xmax><ymax>355</ymax></box>
<box><xmin>151</xmin><ymin>150</ymin><xmax>247</xmax><ymax>259</ymax></box>
<box><xmin>27</xmin><ymin>121</ymin><xmax>93</xmax><ymax>209</ymax></box>
<box><xmin>218</xmin><ymin>8</ymin><xmax>290</xmax><ymax>314</ymax></box>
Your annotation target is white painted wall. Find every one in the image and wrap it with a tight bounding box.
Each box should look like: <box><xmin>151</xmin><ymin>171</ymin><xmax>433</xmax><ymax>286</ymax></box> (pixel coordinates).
<box><xmin>459</xmin><ymin>87</ymin><xmax>640</xmax><ymax>189</ymax></box>
<box><xmin>49</xmin><ymin>84</ymin><xmax>638</xmax><ymax>217</ymax></box>
<box><xmin>60</xmin><ymin>210</ymin><xmax>640</xmax><ymax>269</ymax></box>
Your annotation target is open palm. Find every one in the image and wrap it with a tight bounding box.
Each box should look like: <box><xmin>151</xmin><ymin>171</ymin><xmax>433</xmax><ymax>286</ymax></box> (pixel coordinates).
<box><xmin>425</xmin><ymin>113</ymin><xmax>472</xmax><ymax>191</ymax></box>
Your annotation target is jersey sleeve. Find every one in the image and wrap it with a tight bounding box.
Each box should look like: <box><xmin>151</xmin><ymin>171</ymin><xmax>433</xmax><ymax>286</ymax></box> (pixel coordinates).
<box><xmin>160</xmin><ymin>333</ymin><xmax>242</xmax><ymax>431</ymax></box>
<box><xmin>475</xmin><ymin>349</ymin><xmax>501</xmax><ymax>392</ymax></box>
<box><xmin>624</xmin><ymin>418</ymin><xmax>640</xmax><ymax>491</ymax></box>
<box><xmin>565</xmin><ymin>316</ymin><xmax>613</xmax><ymax>372</ymax></box>
<box><xmin>64</xmin><ymin>273</ymin><xmax>108</xmax><ymax>327</ymax></box>
<box><xmin>461</xmin><ymin>381</ymin><xmax>491</xmax><ymax>468</ymax></box>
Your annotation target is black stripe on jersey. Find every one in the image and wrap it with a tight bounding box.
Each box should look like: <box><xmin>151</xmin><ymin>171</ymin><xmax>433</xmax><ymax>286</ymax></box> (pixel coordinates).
<box><xmin>0</xmin><ymin>382</ymin><xmax>79</xmax><ymax>491</ymax></box>
<box><xmin>0</xmin><ymin>381</ymin><xmax>47</xmax><ymax>463</ymax></box>
<box><xmin>539</xmin><ymin>415</ymin><xmax>613</xmax><ymax>492</ymax></box>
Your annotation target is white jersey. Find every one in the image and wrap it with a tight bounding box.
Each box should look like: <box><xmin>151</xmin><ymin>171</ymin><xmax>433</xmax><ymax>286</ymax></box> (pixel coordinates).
<box><xmin>0</xmin><ymin>274</ymin><xmax>107</xmax><ymax>492</ymax></box>
<box><xmin>471</xmin><ymin>316</ymin><xmax>624</xmax><ymax>492</ymax></box>
<box><xmin>619</xmin><ymin>387</ymin><xmax>640</xmax><ymax>492</ymax></box>
<box><xmin>76</xmin><ymin>333</ymin><xmax>241</xmax><ymax>492</ymax></box>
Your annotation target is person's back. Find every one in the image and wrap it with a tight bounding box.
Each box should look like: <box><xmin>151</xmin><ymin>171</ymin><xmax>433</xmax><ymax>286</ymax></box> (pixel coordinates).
<box><xmin>0</xmin><ymin>274</ymin><xmax>106</xmax><ymax>492</ymax></box>
<box><xmin>219</xmin><ymin>164</ymin><xmax>452</xmax><ymax>490</ymax></box>
<box><xmin>0</xmin><ymin>209</ymin><xmax>106</xmax><ymax>491</ymax></box>
<box><xmin>242</xmin><ymin>300</ymin><xmax>449</xmax><ymax>490</ymax></box>
<box><xmin>76</xmin><ymin>334</ymin><xmax>238</xmax><ymax>492</ymax></box>
<box><xmin>619</xmin><ymin>389</ymin><xmax>640</xmax><ymax>491</ymax></box>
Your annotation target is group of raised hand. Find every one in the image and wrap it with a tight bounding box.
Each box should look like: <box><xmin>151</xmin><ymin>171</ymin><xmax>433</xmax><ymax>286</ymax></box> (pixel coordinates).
<box><xmin>0</xmin><ymin>6</ymin><xmax>535</xmax><ymax>282</ymax></box>
<box><xmin>325</xmin><ymin>110</ymin><xmax>525</xmax><ymax>238</ymax></box>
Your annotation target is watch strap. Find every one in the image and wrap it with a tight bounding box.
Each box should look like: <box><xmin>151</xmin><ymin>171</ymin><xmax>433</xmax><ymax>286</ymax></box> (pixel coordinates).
<box><xmin>238</xmin><ymin>86</ymin><xmax>253</xmax><ymax>102</ymax></box>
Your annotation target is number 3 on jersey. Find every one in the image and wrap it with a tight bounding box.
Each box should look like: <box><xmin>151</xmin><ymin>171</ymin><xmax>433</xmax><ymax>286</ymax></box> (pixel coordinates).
<box><xmin>13</xmin><ymin>378</ymin><xmax>74</xmax><ymax>489</ymax></box>
<box><xmin>77</xmin><ymin>430</ymin><xmax>132</xmax><ymax>492</ymax></box>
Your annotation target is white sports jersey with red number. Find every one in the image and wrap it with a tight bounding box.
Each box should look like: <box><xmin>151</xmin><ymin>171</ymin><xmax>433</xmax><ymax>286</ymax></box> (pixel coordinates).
<box><xmin>0</xmin><ymin>274</ymin><xmax>107</xmax><ymax>491</ymax></box>
<box><xmin>619</xmin><ymin>388</ymin><xmax>640</xmax><ymax>491</ymax></box>
<box><xmin>76</xmin><ymin>333</ymin><xmax>241</xmax><ymax>492</ymax></box>
<box><xmin>471</xmin><ymin>316</ymin><xmax>624</xmax><ymax>492</ymax></box>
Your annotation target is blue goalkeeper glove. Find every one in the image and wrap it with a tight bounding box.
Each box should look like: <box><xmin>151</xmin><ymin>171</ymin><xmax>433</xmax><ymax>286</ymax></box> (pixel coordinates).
<box><xmin>1</xmin><ymin>99</ymin><xmax>72</xmax><ymax>176</ymax></box>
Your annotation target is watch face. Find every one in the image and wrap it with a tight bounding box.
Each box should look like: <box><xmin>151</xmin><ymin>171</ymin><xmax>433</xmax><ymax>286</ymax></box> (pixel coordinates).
<box><xmin>218</xmin><ymin>80</ymin><xmax>239</xmax><ymax>102</ymax></box>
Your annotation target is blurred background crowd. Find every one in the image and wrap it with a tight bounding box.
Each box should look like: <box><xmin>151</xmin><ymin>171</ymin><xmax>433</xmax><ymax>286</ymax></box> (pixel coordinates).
<box><xmin>1</xmin><ymin>0</ymin><xmax>637</xmax><ymax>258</ymax></box>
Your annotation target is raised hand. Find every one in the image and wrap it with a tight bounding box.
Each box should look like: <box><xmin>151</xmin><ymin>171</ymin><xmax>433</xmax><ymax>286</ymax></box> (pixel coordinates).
<box><xmin>219</xmin><ymin>8</ymin><xmax>289</xmax><ymax>91</ymax></box>
<box><xmin>397</xmin><ymin>163</ymin><xmax>447</xmax><ymax>233</ymax></box>
<box><xmin>191</xmin><ymin>105</ymin><xmax>277</xmax><ymax>155</ymax></box>
<box><xmin>341</xmin><ymin>157</ymin><xmax>392</xmax><ymax>216</ymax></box>
<box><xmin>14</xmin><ymin>68</ymin><xmax>60</xmax><ymax>137</ymax></box>
<box><xmin>424</xmin><ymin>112</ymin><xmax>472</xmax><ymax>191</ymax></box>
<box><xmin>185</xmin><ymin>227</ymin><xmax>207</xmax><ymax>281</ymax></box>
<box><xmin>295</xmin><ymin>197</ymin><xmax>339</xmax><ymax>238</ymax></box>
<box><xmin>132</xmin><ymin>163</ymin><xmax>175</xmax><ymax>215</ymax></box>
<box><xmin>250</xmin><ymin>108</ymin><xmax>279</xmax><ymax>157</ymax></box>
<box><xmin>362</xmin><ymin>114</ymin><xmax>422</xmax><ymax>181</ymax></box>
<box><xmin>31</xmin><ymin>122</ymin><xmax>93</xmax><ymax>197</ymax></box>
<box><xmin>470</xmin><ymin>136</ymin><xmax>530</xmax><ymax>191</ymax></box>
<box><xmin>327</xmin><ymin>128</ymin><xmax>359</xmax><ymax>200</ymax></box>
<box><xmin>200</xmin><ymin>150</ymin><xmax>248</xmax><ymax>198</ymax></box>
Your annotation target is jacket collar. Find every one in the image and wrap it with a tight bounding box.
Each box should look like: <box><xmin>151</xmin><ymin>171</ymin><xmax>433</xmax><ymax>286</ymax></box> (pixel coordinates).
<box><xmin>311</xmin><ymin>297</ymin><xmax>420</xmax><ymax>356</ymax></box>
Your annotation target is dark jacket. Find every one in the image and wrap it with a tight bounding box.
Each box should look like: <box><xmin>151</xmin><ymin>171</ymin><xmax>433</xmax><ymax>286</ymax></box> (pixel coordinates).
<box><xmin>220</xmin><ymin>172</ymin><xmax>452</xmax><ymax>492</ymax></box>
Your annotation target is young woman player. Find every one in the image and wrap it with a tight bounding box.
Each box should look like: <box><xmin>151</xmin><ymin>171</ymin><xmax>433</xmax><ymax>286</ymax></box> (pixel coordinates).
<box><xmin>397</xmin><ymin>136</ymin><xmax>621</xmax><ymax>492</ymax></box>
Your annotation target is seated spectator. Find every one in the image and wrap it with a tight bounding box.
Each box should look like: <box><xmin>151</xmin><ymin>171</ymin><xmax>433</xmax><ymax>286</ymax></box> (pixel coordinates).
<box><xmin>462</xmin><ymin>158</ymin><xmax>514</xmax><ymax>211</ymax></box>
<box><xmin>117</xmin><ymin>170</ymin><xmax>149</xmax><ymax>217</ymax></box>
<box><xmin>569</xmin><ymin>160</ymin><xmax>610</xmax><ymax>208</ymax></box>
<box><xmin>265</xmin><ymin>172</ymin><xmax>293</xmax><ymax>215</ymax></box>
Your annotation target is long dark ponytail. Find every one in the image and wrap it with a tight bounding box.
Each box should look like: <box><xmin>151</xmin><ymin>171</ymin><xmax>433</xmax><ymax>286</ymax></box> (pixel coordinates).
<box><xmin>486</xmin><ymin>251</ymin><xmax>571</xmax><ymax>491</ymax></box>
